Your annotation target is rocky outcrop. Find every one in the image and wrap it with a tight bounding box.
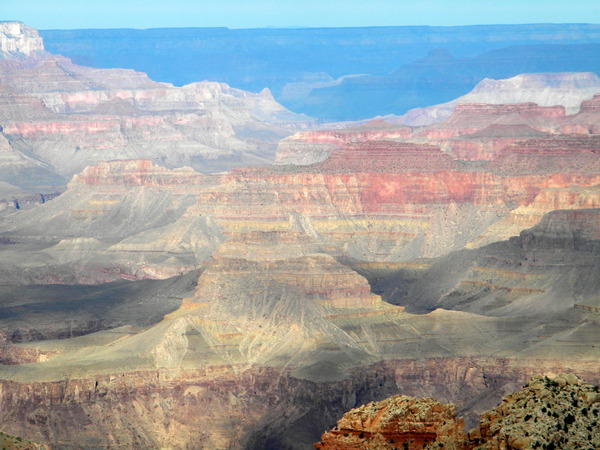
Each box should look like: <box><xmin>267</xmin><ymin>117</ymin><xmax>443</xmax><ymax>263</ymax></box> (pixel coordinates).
<box><xmin>317</xmin><ymin>141</ymin><xmax>459</xmax><ymax>173</ymax></box>
<box><xmin>442</xmin><ymin>124</ymin><xmax>548</xmax><ymax>161</ymax></box>
<box><xmin>3</xmin><ymin>147</ymin><xmax>600</xmax><ymax>284</ymax></box>
<box><xmin>316</xmin><ymin>374</ymin><xmax>600</xmax><ymax>450</ymax></box>
<box><xmin>0</xmin><ymin>22</ymin><xmax>44</xmax><ymax>58</ymax></box>
<box><xmin>378</xmin><ymin>208</ymin><xmax>600</xmax><ymax>317</ymax></box>
<box><xmin>469</xmin><ymin>374</ymin><xmax>600</xmax><ymax>449</ymax></box>
<box><xmin>415</xmin><ymin>103</ymin><xmax>566</xmax><ymax>140</ymax></box>
<box><xmin>0</xmin><ymin>357</ymin><xmax>598</xmax><ymax>449</ymax></box>
<box><xmin>70</xmin><ymin>159</ymin><xmax>206</xmax><ymax>187</ymax></box>
<box><xmin>277</xmin><ymin>93</ymin><xmax>600</xmax><ymax>166</ymax></box>
<box><xmin>487</xmin><ymin>134</ymin><xmax>600</xmax><ymax>174</ymax></box>
<box><xmin>314</xmin><ymin>395</ymin><xmax>465</xmax><ymax>449</ymax></box>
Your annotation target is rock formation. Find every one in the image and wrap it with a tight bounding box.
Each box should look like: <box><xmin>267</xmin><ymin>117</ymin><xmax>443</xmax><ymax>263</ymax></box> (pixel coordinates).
<box><xmin>316</xmin><ymin>374</ymin><xmax>600</xmax><ymax>449</ymax></box>
<box><xmin>0</xmin><ymin>22</ymin><xmax>44</xmax><ymax>57</ymax></box>
<box><xmin>377</xmin><ymin>208</ymin><xmax>600</xmax><ymax>318</ymax></box>
<box><xmin>0</xmin><ymin>206</ymin><xmax>598</xmax><ymax>446</ymax></box>
<box><xmin>314</xmin><ymin>395</ymin><xmax>465</xmax><ymax>449</ymax></box>
<box><xmin>277</xmin><ymin>93</ymin><xmax>600</xmax><ymax>166</ymax></box>
<box><xmin>469</xmin><ymin>374</ymin><xmax>600</xmax><ymax>449</ymax></box>
<box><xmin>394</xmin><ymin>72</ymin><xmax>600</xmax><ymax>126</ymax></box>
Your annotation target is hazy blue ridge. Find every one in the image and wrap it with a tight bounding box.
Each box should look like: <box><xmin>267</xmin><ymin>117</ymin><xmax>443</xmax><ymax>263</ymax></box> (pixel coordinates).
<box><xmin>40</xmin><ymin>24</ymin><xmax>600</xmax><ymax>120</ymax></box>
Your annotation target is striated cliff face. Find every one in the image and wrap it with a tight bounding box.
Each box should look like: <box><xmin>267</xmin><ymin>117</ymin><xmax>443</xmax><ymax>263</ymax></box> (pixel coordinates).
<box><xmin>275</xmin><ymin>125</ymin><xmax>413</xmax><ymax>165</ymax></box>
<box><xmin>0</xmin><ymin>22</ymin><xmax>44</xmax><ymax>58</ymax></box>
<box><xmin>0</xmin><ymin>28</ymin><xmax>315</xmax><ymax>199</ymax></box>
<box><xmin>377</xmin><ymin>208</ymin><xmax>600</xmax><ymax>319</ymax></box>
<box><xmin>2</xmin><ymin>141</ymin><xmax>600</xmax><ymax>284</ymax></box>
<box><xmin>0</xmin><ymin>359</ymin><xmax>598</xmax><ymax>449</ymax></box>
<box><xmin>0</xmin><ymin>56</ymin><xmax>314</xmax><ymax>177</ymax></box>
<box><xmin>276</xmin><ymin>94</ymin><xmax>600</xmax><ymax>168</ymax></box>
<box><xmin>0</xmin><ymin>207</ymin><xmax>599</xmax><ymax>447</ymax></box>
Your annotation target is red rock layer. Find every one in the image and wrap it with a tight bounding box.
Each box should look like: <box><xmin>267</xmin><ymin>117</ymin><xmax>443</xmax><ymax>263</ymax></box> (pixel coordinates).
<box><xmin>278</xmin><ymin>95</ymin><xmax>600</xmax><ymax>164</ymax></box>
<box><xmin>579</xmin><ymin>93</ymin><xmax>600</xmax><ymax>112</ymax></box>
<box><xmin>487</xmin><ymin>134</ymin><xmax>600</xmax><ymax>174</ymax></box>
<box><xmin>316</xmin><ymin>141</ymin><xmax>460</xmax><ymax>172</ymax></box>
<box><xmin>414</xmin><ymin>102</ymin><xmax>567</xmax><ymax>139</ymax></box>
<box><xmin>275</xmin><ymin>126</ymin><xmax>413</xmax><ymax>165</ymax></box>
<box><xmin>71</xmin><ymin>160</ymin><xmax>206</xmax><ymax>186</ymax></box>
<box><xmin>316</xmin><ymin>373</ymin><xmax>600</xmax><ymax>450</ymax></box>
<box><xmin>198</xmin><ymin>168</ymin><xmax>600</xmax><ymax>214</ymax></box>
<box><xmin>441</xmin><ymin>124</ymin><xmax>548</xmax><ymax>161</ymax></box>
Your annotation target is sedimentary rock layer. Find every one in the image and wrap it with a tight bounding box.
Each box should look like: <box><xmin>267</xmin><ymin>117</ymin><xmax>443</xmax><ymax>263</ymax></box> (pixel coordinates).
<box><xmin>0</xmin><ymin>359</ymin><xmax>598</xmax><ymax>449</ymax></box>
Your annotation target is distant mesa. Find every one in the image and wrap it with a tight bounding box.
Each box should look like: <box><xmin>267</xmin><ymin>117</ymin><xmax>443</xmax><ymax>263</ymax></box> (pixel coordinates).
<box><xmin>391</xmin><ymin>72</ymin><xmax>600</xmax><ymax>127</ymax></box>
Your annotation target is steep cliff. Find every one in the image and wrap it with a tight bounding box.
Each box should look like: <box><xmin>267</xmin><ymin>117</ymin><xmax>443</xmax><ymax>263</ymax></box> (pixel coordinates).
<box><xmin>0</xmin><ymin>22</ymin><xmax>44</xmax><ymax>57</ymax></box>
<box><xmin>377</xmin><ymin>208</ymin><xmax>600</xmax><ymax>318</ymax></box>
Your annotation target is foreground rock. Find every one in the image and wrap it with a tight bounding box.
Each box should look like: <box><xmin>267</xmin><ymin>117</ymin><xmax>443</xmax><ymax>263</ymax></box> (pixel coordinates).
<box><xmin>316</xmin><ymin>374</ymin><xmax>600</xmax><ymax>449</ymax></box>
<box><xmin>314</xmin><ymin>395</ymin><xmax>465</xmax><ymax>449</ymax></box>
<box><xmin>469</xmin><ymin>374</ymin><xmax>600</xmax><ymax>449</ymax></box>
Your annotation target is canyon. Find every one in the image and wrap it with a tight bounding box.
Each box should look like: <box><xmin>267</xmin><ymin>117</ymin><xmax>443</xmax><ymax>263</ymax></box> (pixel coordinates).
<box><xmin>39</xmin><ymin>24</ymin><xmax>600</xmax><ymax>121</ymax></box>
<box><xmin>0</xmin><ymin>23</ymin><xmax>314</xmax><ymax>209</ymax></box>
<box><xmin>0</xmin><ymin>21</ymin><xmax>598</xmax><ymax>449</ymax></box>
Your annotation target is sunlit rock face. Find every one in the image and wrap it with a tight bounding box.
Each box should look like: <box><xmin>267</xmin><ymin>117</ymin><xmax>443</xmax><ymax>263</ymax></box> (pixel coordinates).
<box><xmin>3</xmin><ymin>113</ymin><xmax>600</xmax><ymax>284</ymax></box>
<box><xmin>277</xmin><ymin>93</ymin><xmax>600</xmax><ymax>168</ymax></box>
<box><xmin>275</xmin><ymin>123</ymin><xmax>413</xmax><ymax>165</ymax></box>
<box><xmin>314</xmin><ymin>395</ymin><xmax>466</xmax><ymax>449</ymax></box>
<box><xmin>0</xmin><ymin>22</ymin><xmax>44</xmax><ymax>57</ymax></box>
<box><xmin>394</xmin><ymin>72</ymin><xmax>600</xmax><ymax>127</ymax></box>
<box><xmin>315</xmin><ymin>374</ymin><xmax>600</xmax><ymax>450</ymax></box>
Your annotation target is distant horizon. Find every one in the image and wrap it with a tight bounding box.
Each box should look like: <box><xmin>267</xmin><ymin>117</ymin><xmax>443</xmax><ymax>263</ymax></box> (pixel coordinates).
<box><xmin>2</xmin><ymin>0</ymin><xmax>598</xmax><ymax>30</ymax></box>
<box><xmin>33</xmin><ymin>22</ymin><xmax>600</xmax><ymax>32</ymax></box>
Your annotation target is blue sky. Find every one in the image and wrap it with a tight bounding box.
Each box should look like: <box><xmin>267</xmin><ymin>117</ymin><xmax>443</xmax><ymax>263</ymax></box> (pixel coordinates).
<box><xmin>2</xmin><ymin>0</ymin><xmax>599</xmax><ymax>29</ymax></box>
